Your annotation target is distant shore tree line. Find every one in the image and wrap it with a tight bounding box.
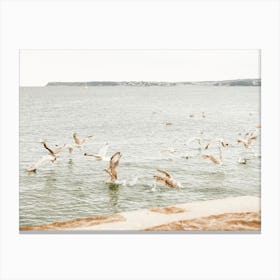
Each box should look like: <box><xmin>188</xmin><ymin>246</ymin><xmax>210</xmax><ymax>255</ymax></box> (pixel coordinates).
<box><xmin>46</xmin><ymin>78</ymin><xmax>261</xmax><ymax>87</ymax></box>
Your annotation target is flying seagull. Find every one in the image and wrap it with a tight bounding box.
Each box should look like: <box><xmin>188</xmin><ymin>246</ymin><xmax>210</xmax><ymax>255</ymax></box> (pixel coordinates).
<box><xmin>41</xmin><ymin>141</ymin><xmax>64</xmax><ymax>160</ymax></box>
<box><xmin>26</xmin><ymin>154</ymin><xmax>56</xmax><ymax>172</ymax></box>
<box><xmin>237</xmin><ymin>135</ymin><xmax>257</xmax><ymax>149</ymax></box>
<box><xmin>73</xmin><ymin>132</ymin><xmax>93</xmax><ymax>148</ymax></box>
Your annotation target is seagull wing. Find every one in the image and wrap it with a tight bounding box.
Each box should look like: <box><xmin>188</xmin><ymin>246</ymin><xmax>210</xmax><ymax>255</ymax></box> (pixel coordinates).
<box><xmin>157</xmin><ymin>169</ymin><xmax>172</xmax><ymax>178</ymax></box>
<box><xmin>204</xmin><ymin>142</ymin><xmax>210</xmax><ymax>150</ymax></box>
<box><xmin>27</xmin><ymin>155</ymin><xmax>54</xmax><ymax>171</ymax></box>
<box><xmin>80</xmin><ymin>135</ymin><xmax>93</xmax><ymax>144</ymax></box>
<box><xmin>53</xmin><ymin>146</ymin><xmax>63</xmax><ymax>154</ymax></box>
<box><xmin>153</xmin><ymin>175</ymin><xmax>166</xmax><ymax>184</ymax></box>
<box><xmin>204</xmin><ymin>138</ymin><xmax>217</xmax><ymax>149</ymax></box>
<box><xmin>42</xmin><ymin>142</ymin><xmax>55</xmax><ymax>156</ymax></box>
<box><xmin>110</xmin><ymin>152</ymin><xmax>122</xmax><ymax>170</ymax></box>
<box><xmin>98</xmin><ymin>144</ymin><xmax>109</xmax><ymax>158</ymax></box>
<box><xmin>248</xmin><ymin>135</ymin><xmax>257</xmax><ymax>146</ymax></box>
<box><xmin>73</xmin><ymin>134</ymin><xmax>81</xmax><ymax>145</ymax></box>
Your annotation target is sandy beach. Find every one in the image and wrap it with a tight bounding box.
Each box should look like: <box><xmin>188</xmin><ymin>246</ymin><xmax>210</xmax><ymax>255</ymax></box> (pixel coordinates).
<box><xmin>20</xmin><ymin>196</ymin><xmax>260</xmax><ymax>232</ymax></box>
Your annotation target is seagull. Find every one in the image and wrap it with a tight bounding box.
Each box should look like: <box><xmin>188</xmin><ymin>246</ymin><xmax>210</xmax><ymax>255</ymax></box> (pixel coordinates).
<box><xmin>202</xmin><ymin>112</ymin><xmax>206</xmax><ymax>118</ymax></box>
<box><xmin>84</xmin><ymin>143</ymin><xmax>110</xmax><ymax>160</ymax></box>
<box><xmin>244</xmin><ymin>129</ymin><xmax>257</xmax><ymax>138</ymax></box>
<box><xmin>237</xmin><ymin>135</ymin><xmax>257</xmax><ymax>149</ymax></box>
<box><xmin>153</xmin><ymin>169</ymin><xmax>182</xmax><ymax>188</ymax></box>
<box><xmin>104</xmin><ymin>152</ymin><xmax>122</xmax><ymax>183</ymax></box>
<box><xmin>73</xmin><ymin>132</ymin><xmax>93</xmax><ymax>148</ymax></box>
<box><xmin>203</xmin><ymin>146</ymin><xmax>223</xmax><ymax>164</ymax></box>
<box><xmin>243</xmin><ymin>125</ymin><xmax>261</xmax><ymax>138</ymax></box>
<box><xmin>41</xmin><ymin>141</ymin><xmax>62</xmax><ymax>160</ymax></box>
<box><xmin>165</xmin><ymin>122</ymin><xmax>173</xmax><ymax>126</ymax></box>
<box><xmin>26</xmin><ymin>154</ymin><xmax>56</xmax><ymax>172</ymax></box>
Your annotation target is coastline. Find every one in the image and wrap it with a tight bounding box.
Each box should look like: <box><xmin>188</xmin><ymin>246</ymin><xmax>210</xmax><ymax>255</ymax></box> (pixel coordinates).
<box><xmin>20</xmin><ymin>196</ymin><xmax>261</xmax><ymax>232</ymax></box>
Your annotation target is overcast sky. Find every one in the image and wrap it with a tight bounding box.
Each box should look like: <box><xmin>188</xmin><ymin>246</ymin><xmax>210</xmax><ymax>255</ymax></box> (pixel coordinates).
<box><xmin>20</xmin><ymin>50</ymin><xmax>260</xmax><ymax>86</ymax></box>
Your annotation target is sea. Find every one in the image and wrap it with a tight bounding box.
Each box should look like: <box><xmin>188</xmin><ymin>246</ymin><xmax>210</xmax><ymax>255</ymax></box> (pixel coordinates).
<box><xmin>19</xmin><ymin>85</ymin><xmax>261</xmax><ymax>226</ymax></box>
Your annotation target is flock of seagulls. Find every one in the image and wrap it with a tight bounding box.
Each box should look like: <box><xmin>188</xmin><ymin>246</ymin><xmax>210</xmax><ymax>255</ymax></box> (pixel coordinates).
<box><xmin>26</xmin><ymin>133</ymin><xmax>123</xmax><ymax>184</ymax></box>
<box><xmin>25</xmin><ymin>119</ymin><xmax>260</xmax><ymax>189</ymax></box>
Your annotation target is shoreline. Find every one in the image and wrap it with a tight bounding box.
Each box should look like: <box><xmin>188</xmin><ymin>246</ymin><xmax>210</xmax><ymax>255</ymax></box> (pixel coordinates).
<box><xmin>20</xmin><ymin>196</ymin><xmax>261</xmax><ymax>232</ymax></box>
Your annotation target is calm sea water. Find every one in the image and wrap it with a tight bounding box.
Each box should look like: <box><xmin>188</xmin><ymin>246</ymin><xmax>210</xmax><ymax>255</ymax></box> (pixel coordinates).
<box><xmin>19</xmin><ymin>85</ymin><xmax>261</xmax><ymax>226</ymax></box>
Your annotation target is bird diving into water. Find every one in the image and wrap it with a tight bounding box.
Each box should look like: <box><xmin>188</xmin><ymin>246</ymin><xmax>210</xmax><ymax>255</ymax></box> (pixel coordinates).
<box><xmin>104</xmin><ymin>152</ymin><xmax>122</xmax><ymax>183</ymax></box>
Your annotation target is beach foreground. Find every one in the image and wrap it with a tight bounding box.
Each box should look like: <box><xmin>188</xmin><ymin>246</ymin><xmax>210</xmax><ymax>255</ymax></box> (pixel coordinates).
<box><xmin>20</xmin><ymin>196</ymin><xmax>260</xmax><ymax>232</ymax></box>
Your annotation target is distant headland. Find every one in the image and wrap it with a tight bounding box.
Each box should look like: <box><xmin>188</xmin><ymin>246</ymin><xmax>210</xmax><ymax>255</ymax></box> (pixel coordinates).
<box><xmin>46</xmin><ymin>78</ymin><xmax>261</xmax><ymax>87</ymax></box>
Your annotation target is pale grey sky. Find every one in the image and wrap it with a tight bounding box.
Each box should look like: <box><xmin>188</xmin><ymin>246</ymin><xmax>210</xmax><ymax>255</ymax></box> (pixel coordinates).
<box><xmin>20</xmin><ymin>50</ymin><xmax>260</xmax><ymax>86</ymax></box>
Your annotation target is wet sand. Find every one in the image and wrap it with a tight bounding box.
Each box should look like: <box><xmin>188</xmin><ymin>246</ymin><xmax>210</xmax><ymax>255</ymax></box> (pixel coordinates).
<box><xmin>145</xmin><ymin>211</ymin><xmax>260</xmax><ymax>231</ymax></box>
<box><xmin>20</xmin><ymin>196</ymin><xmax>260</xmax><ymax>232</ymax></box>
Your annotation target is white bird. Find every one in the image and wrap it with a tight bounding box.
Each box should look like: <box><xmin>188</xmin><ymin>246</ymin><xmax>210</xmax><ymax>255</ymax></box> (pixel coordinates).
<box><xmin>237</xmin><ymin>135</ymin><xmax>257</xmax><ymax>149</ymax></box>
<box><xmin>26</xmin><ymin>154</ymin><xmax>56</xmax><ymax>172</ymax></box>
<box><xmin>73</xmin><ymin>132</ymin><xmax>93</xmax><ymax>148</ymax></box>
<box><xmin>104</xmin><ymin>152</ymin><xmax>122</xmax><ymax>183</ymax></box>
<box><xmin>84</xmin><ymin>143</ymin><xmax>110</xmax><ymax>160</ymax></box>
<box><xmin>153</xmin><ymin>169</ymin><xmax>182</xmax><ymax>188</ymax></box>
<box><xmin>41</xmin><ymin>141</ymin><xmax>63</xmax><ymax>160</ymax></box>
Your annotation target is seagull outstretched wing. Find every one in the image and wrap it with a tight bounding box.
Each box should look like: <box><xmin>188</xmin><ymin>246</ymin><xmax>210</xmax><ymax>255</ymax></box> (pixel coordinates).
<box><xmin>26</xmin><ymin>155</ymin><xmax>55</xmax><ymax>172</ymax></box>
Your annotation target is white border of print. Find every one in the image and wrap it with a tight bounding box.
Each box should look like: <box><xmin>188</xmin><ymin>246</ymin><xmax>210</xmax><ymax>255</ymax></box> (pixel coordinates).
<box><xmin>0</xmin><ymin>1</ymin><xmax>279</xmax><ymax>280</ymax></box>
